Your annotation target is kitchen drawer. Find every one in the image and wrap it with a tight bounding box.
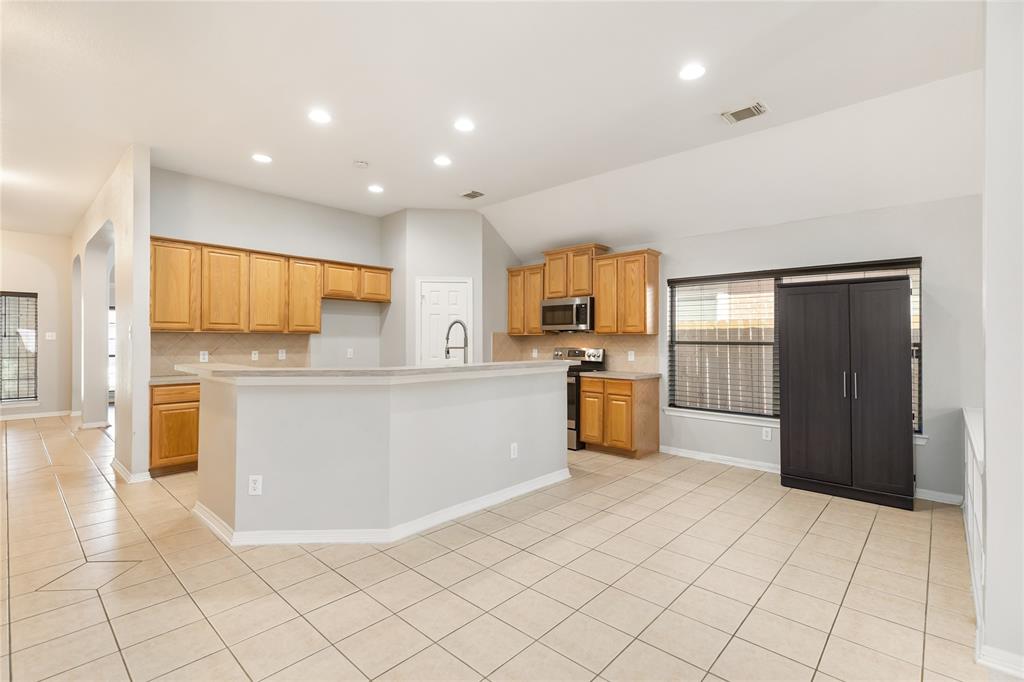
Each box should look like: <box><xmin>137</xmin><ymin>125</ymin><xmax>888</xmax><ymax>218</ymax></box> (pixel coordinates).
<box><xmin>604</xmin><ymin>379</ymin><xmax>633</xmax><ymax>397</ymax></box>
<box><xmin>151</xmin><ymin>384</ymin><xmax>200</xmax><ymax>405</ymax></box>
<box><xmin>581</xmin><ymin>377</ymin><xmax>605</xmax><ymax>393</ymax></box>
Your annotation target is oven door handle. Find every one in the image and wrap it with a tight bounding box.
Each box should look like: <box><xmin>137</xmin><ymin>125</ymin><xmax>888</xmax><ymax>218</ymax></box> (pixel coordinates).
<box><xmin>567</xmin><ymin>376</ymin><xmax>576</xmax><ymax>384</ymax></box>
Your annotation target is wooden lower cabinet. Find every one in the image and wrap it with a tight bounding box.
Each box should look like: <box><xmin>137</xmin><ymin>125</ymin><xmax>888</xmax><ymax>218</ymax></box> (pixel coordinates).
<box><xmin>150</xmin><ymin>384</ymin><xmax>199</xmax><ymax>472</ymax></box>
<box><xmin>579</xmin><ymin>376</ymin><xmax>659</xmax><ymax>457</ymax></box>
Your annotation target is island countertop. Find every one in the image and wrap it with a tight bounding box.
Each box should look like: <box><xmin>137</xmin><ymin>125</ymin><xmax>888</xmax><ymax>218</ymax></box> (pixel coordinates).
<box><xmin>175</xmin><ymin>360</ymin><xmax>577</xmax><ymax>386</ymax></box>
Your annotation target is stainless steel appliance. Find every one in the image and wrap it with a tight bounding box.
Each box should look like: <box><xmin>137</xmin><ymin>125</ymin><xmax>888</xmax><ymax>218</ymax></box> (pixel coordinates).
<box><xmin>554</xmin><ymin>346</ymin><xmax>605</xmax><ymax>450</ymax></box>
<box><xmin>541</xmin><ymin>297</ymin><xmax>594</xmax><ymax>332</ymax></box>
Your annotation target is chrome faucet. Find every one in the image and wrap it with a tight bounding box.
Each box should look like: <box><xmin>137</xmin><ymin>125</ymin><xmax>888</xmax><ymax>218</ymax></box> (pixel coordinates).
<box><xmin>444</xmin><ymin>319</ymin><xmax>469</xmax><ymax>363</ymax></box>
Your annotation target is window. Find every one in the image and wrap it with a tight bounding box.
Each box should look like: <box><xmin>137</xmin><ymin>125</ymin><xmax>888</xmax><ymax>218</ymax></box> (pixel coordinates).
<box><xmin>1</xmin><ymin>292</ymin><xmax>39</xmax><ymax>402</ymax></box>
<box><xmin>108</xmin><ymin>307</ymin><xmax>116</xmax><ymax>402</ymax></box>
<box><xmin>668</xmin><ymin>259</ymin><xmax>923</xmax><ymax>432</ymax></box>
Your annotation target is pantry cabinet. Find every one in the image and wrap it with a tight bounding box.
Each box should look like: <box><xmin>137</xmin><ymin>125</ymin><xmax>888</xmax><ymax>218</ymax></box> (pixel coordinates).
<box><xmin>288</xmin><ymin>258</ymin><xmax>322</xmax><ymax>333</ymax></box>
<box><xmin>593</xmin><ymin>249</ymin><xmax>660</xmax><ymax>335</ymax></box>
<box><xmin>579</xmin><ymin>376</ymin><xmax>659</xmax><ymax>457</ymax></box>
<box><xmin>151</xmin><ymin>240</ymin><xmax>200</xmax><ymax>331</ymax></box>
<box><xmin>543</xmin><ymin>243</ymin><xmax>609</xmax><ymax>299</ymax></box>
<box><xmin>150</xmin><ymin>384</ymin><xmax>200</xmax><ymax>472</ymax></box>
<box><xmin>201</xmin><ymin>246</ymin><xmax>249</xmax><ymax>332</ymax></box>
<box><xmin>249</xmin><ymin>253</ymin><xmax>288</xmax><ymax>332</ymax></box>
<box><xmin>507</xmin><ymin>265</ymin><xmax>545</xmax><ymax>336</ymax></box>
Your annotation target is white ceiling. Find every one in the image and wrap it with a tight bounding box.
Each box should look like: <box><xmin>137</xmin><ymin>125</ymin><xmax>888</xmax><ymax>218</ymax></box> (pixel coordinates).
<box><xmin>2</xmin><ymin>2</ymin><xmax>983</xmax><ymax>236</ymax></box>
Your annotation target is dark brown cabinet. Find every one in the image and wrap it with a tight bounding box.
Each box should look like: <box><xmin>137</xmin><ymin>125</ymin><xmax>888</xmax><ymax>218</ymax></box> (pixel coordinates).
<box><xmin>779</xmin><ymin>277</ymin><xmax>913</xmax><ymax>509</ymax></box>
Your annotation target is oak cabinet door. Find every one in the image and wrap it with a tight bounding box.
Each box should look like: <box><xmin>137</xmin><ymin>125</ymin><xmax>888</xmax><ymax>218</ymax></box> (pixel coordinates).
<box><xmin>249</xmin><ymin>253</ymin><xmax>288</xmax><ymax>332</ymax></box>
<box><xmin>524</xmin><ymin>267</ymin><xmax>545</xmax><ymax>335</ymax></box>
<box><xmin>544</xmin><ymin>252</ymin><xmax>569</xmax><ymax>299</ymax></box>
<box><xmin>594</xmin><ymin>258</ymin><xmax>618</xmax><ymax>334</ymax></box>
<box><xmin>580</xmin><ymin>390</ymin><xmax>605</xmax><ymax>444</ymax></box>
<box><xmin>568</xmin><ymin>250</ymin><xmax>594</xmax><ymax>296</ymax></box>
<box><xmin>323</xmin><ymin>263</ymin><xmax>359</xmax><ymax>299</ymax></box>
<box><xmin>150</xmin><ymin>401</ymin><xmax>199</xmax><ymax>468</ymax></box>
<box><xmin>151</xmin><ymin>240</ymin><xmax>200</xmax><ymax>331</ymax></box>
<box><xmin>359</xmin><ymin>268</ymin><xmax>391</xmax><ymax>302</ymax></box>
<box><xmin>604</xmin><ymin>393</ymin><xmax>633</xmax><ymax>450</ymax></box>
<box><xmin>288</xmin><ymin>259</ymin><xmax>322</xmax><ymax>332</ymax></box>
<box><xmin>201</xmin><ymin>246</ymin><xmax>249</xmax><ymax>331</ymax></box>
<box><xmin>617</xmin><ymin>254</ymin><xmax>647</xmax><ymax>334</ymax></box>
<box><xmin>507</xmin><ymin>270</ymin><xmax>525</xmax><ymax>335</ymax></box>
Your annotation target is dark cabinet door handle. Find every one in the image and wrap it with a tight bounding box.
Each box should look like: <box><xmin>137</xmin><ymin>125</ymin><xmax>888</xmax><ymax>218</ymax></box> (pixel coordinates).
<box><xmin>843</xmin><ymin>371</ymin><xmax>847</xmax><ymax>398</ymax></box>
<box><xmin>853</xmin><ymin>372</ymin><xmax>859</xmax><ymax>400</ymax></box>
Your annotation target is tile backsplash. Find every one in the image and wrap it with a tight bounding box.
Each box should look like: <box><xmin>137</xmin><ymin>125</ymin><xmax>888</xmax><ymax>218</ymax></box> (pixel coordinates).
<box><xmin>491</xmin><ymin>332</ymin><xmax>660</xmax><ymax>373</ymax></box>
<box><xmin>151</xmin><ymin>332</ymin><xmax>310</xmax><ymax>377</ymax></box>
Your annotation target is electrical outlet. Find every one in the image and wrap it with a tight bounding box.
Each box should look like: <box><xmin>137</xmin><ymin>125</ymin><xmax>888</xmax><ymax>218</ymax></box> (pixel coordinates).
<box><xmin>251</xmin><ymin>351</ymin><xmax>259</xmax><ymax>361</ymax></box>
<box><xmin>627</xmin><ymin>350</ymin><xmax>636</xmax><ymax>362</ymax></box>
<box><xmin>278</xmin><ymin>349</ymin><xmax>286</xmax><ymax>360</ymax></box>
<box><xmin>762</xmin><ymin>427</ymin><xmax>772</xmax><ymax>441</ymax></box>
<box><xmin>531</xmin><ymin>348</ymin><xmax>538</xmax><ymax>359</ymax></box>
<box><xmin>247</xmin><ymin>475</ymin><xmax>263</xmax><ymax>496</ymax></box>
<box><xmin>44</xmin><ymin>332</ymin><xmax>56</xmax><ymax>341</ymax></box>
<box><xmin>510</xmin><ymin>442</ymin><xmax>519</xmax><ymax>459</ymax></box>
<box><xmin>346</xmin><ymin>348</ymin><xmax>354</xmax><ymax>359</ymax></box>
<box><xmin>199</xmin><ymin>351</ymin><xmax>209</xmax><ymax>363</ymax></box>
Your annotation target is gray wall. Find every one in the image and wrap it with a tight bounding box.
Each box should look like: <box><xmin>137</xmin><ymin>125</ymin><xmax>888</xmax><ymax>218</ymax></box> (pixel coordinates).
<box><xmin>481</xmin><ymin>217</ymin><xmax>521</xmax><ymax>361</ymax></box>
<box><xmin>0</xmin><ymin>231</ymin><xmax>72</xmax><ymax>417</ymax></box>
<box><xmin>652</xmin><ymin>195</ymin><xmax>982</xmax><ymax>498</ymax></box>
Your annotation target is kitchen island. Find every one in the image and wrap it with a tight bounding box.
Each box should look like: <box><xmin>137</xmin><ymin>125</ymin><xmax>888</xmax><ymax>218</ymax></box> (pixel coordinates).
<box><xmin>175</xmin><ymin>361</ymin><xmax>572</xmax><ymax>545</ymax></box>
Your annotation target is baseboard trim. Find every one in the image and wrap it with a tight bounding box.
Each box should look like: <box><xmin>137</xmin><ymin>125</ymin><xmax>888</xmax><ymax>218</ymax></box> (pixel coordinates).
<box><xmin>659</xmin><ymin>444</ymin><xmax>780</xmax><ymax>473</ymax></box>
<box><xmin>112</xmin><ymin>459</ymin><xmax>152</xmax><ymax>484</ymax></box>
<box><xmin>915</xmin><ymin>488</ymin><xmax>964</xmax><ymax>505</ymax></box>
<box><xmin>978</xmin><ymin>643</ymin><xmax>1024</xmax><ymax>679</ymax></box>
<box><xmin>193</xmin><ymin>467</ymin><xmax>572</xmax><ymax>546</ymax></box>
<box><xmin>0</xmin><ymin>409</ymin><xmax>70</xmax><ymax>421</ymax></box>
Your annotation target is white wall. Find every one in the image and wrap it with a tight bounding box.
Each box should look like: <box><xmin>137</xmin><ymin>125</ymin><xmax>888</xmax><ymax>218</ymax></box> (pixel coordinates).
<box><xmin>0</xmin><ymin>231</ymin><xmax>72</xmax><ymax>418</ymax></box>
<box><xmin>650</xmin><ymin>196</ymin><xmax>982</xmax><ymax>499</ymax></box>
<box><xmin>481</xmin><ymin>217</ymin><xmax>521</xmax><ymax>361</ymax></box>
<box><xmin>151</xmin><ymin>168</ymin><xmax>385</xmax><ymax>368</ymax></box>
<box><xmin>378</xmin><ymin>210</ymin><xmax>408</xmax><ymax>367</ymax></box>
<box><xmin>979</xmin><ymin>0</ymin><xmax>1024</xmax><ymax>672</ymax></box>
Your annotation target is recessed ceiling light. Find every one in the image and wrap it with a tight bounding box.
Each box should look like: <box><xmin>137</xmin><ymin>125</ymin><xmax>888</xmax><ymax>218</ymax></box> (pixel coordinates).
<box><xmin>678</xmin><ymin>62</ymin><xmax>706</xmax><ymax>81</ymax></box>
<box><xmin>353</xmin><ymin>160</ymin><xmax>369</xmax><ymax>169</ymax></box>
<box><xmin>368</xmin><ymin>184</ymin><xmax>384</xmax><ymax>193</ymax></box>
<box><xmin>433</xmin><ymin>155</ymin><xmax>452</xmax><ymax>167</ymax></box>
<box><xmin>453</xmin><ymin>117</ymin><xmax>475</xmax><ymax>132</ymax></box>
<box><xmin>308</xmin><ymin>108</ymin><xmax>332</xmax><ymax>125</ymax></box>
<box><xmin>251</xmin><ymin>153</ymin><xmax>273</xmax><ymax>164</ymax></box>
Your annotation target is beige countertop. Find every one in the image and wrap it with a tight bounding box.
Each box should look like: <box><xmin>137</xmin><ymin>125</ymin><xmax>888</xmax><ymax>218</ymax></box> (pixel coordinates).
<box><xmin>150</xmin><ymin>375</ymin><xmax>199</xmax><ymax>386</ymax></box>
<box><xmin>587</xmin><ymin>371</ymin><xmax>662</xmax><ymax>380</ymax></box>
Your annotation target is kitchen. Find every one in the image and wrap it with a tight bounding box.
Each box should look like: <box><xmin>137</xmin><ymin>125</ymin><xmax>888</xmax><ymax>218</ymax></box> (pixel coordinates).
<box><xmin>1</xmin><ymin>2</ymin><xmax>1020</xmax><ymax>681</ymax></box>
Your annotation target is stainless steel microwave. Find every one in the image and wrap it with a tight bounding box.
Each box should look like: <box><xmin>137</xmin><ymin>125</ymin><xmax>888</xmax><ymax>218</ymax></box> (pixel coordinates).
<box><xmin>541</xmin><ymin>297</ymin><xmax>594</xmax><ymax>332</ymax></box>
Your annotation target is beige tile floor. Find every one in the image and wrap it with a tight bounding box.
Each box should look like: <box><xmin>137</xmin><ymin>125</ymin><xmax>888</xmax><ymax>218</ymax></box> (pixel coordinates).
<box><xmin>0</xmin><ymin>415</ymin><xmax>997</xmax><ymax>681</ymax></box>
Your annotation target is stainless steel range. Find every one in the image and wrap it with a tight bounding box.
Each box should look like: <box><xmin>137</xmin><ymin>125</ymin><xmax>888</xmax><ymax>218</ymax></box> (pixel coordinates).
<box><xmin>554</xmin><ymin>346</ymin><xmax>605</xmax><ymax>450</ymax></box>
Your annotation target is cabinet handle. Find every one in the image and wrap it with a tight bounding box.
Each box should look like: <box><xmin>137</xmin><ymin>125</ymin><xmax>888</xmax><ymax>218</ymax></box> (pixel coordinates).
<box><xmin>853</xmin><ymin>372</ymin><xmax>859</xmax><ymax>400</ymax></box>
<box><xmin>842</xmin><ymin>371</ymin><xmax>847</xmax><ymax>398</ymax></box>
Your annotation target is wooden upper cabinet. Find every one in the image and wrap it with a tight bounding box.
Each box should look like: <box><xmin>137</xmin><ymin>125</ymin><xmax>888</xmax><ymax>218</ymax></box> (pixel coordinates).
<box><xmin>507</xmin><ymin>269</ymin><xmax>526</xmax><ymax>336</ymax></box>
<box><xmin>288</xmin><ymin>258</ymin><xmax>322</xmax><ymax>333</ymax></box>
<box><xmin>201</xmin><ymin>246</ymin><xmax>249</xmax><ymax>332</ymax></box>
<box><xmin>323</xmin><ymin>263</ymin><xmax>359</xmax><ymax>299</ymax></box>
<box><xmin>594</xmin><ymin>258</ymin><xmax>618</xmax><ymax>334</ymax></box>
<box><xmin>594</xmin><ymin>250</ymin><xmax>660</xmax><ymax>335</ymax></box>
<box><xmin>249</xmin><ymin>253</ymin><xmax>288</xmax><ymax>332</ymax></box>
<box><xmin>544</xmin><ymin>252</ymin><xmax>569</xmax><ymax>299</ymax></box>
<box><xmin>568</xmin><ymin>250</ymin><xmax>595</xmax><ymax>297</ymax></box>
<box><xmin>523</xmin><ymin>266</ymin><xmax>544</xmax><ymax>334</ymax></box>
<box><xmin>151</xmin><ymin>240</ymin><xmax>200</xmax><ymax>331</ymax></box>
<box><xmin>359</xmin><ymin>267</ymin><xmax>391</xmax><ymax>302</ymax></box>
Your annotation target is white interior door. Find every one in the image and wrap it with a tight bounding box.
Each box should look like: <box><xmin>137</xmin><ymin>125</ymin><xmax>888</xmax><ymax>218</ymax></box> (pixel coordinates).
<box><xmin>418</xmin><ymin>279</ymin><xmax>471</xmax><ymax>366</ymax></box>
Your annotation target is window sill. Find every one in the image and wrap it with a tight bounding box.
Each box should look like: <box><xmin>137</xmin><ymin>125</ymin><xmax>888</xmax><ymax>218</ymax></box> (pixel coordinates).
<box><xmin>663</xmin><ymin>406</ymin><xmax>930</xmax><ymax>446</ymax></box>
<box><xmin>663</xmin><ymin>407</ymin><xmax>779</xmax><ymax>428</ymax></box>
<box><xmin>1</xmin><ymin>400</ymin><xmax>40</xmax><ymax>408</ymax></box>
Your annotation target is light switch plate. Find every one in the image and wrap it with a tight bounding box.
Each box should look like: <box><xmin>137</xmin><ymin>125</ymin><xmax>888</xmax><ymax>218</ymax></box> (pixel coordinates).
<box><xmin>251</xmin><ymin>351</ymin><xmax>259</xmax><ymax>361</ymax></box>
<box><xmin>762</xmin><ymin>427</ymin><xmax>772</xmax><ymax>441</ymax></box>
<box><xmin>247</xmin><ymin>475</ymin><xmax>263</xmax><ymax>496</ymax></box>
<box><xmin>278</xmin><ymin>349</ymin><xmax>286</xmax><ymax>360</ymax></box>
<box><xmin>531</xmin><ymin>349</ymin><xmax>538</xmax><ymax>359</ymax></box>
<box><xmin>627</xmin><ymin>350</ymin><xmax>636</xmax><ymax>362</ymax></box>
<box><xmin>346</xmin><ymin>348</ymin><xmax>354</xmax><ymax>359</ymax></box>
<box><xmin>44</xmin><ymin>332</ymin><xmax>57</xmax><ymax>341</ymax></box>
<box><xmin>199</xmin><ymin>351</ymin><xmax>209</xmax><ymax>363</ymax></box>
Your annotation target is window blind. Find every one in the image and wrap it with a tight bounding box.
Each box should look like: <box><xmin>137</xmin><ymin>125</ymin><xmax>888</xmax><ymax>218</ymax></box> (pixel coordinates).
<box><xmin>1</xmin><ymin>292</ymin><xmax>39</xmax><ymax>402</ymax></box>
<box><xmin>668</xmin><ymin>259</ymin><xmax>923</xmax><ymax>433</ymax></box>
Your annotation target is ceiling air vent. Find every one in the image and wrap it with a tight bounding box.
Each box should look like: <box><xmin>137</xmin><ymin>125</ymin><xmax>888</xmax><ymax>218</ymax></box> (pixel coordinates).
<box><xmin>461</xmin><ymin>190</ymin><xmax>485</xmax><ymax>200</ymax></box>
<box><xmin>721</xmin><ymin>102</ymin><xmax>768</xmax><ymax>124</ymax></box>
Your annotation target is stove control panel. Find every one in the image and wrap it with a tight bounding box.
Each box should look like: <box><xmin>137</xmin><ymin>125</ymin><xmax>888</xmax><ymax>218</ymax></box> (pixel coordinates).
<box><xmin>553</xmin><ymin>347</ymin><xmax>604</xmax><ymax>362</ymax></box>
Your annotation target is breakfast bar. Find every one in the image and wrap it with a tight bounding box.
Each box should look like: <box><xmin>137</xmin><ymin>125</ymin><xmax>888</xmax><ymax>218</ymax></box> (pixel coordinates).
<box><xmin>176</xmin><ymin>361</ymin><xmax>572</xmax><ymax>545</ymax></box>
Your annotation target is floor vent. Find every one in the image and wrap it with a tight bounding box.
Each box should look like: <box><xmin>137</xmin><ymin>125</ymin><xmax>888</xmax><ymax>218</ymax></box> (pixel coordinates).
<box><xmin>461</xmin><ymin>190</ymin><xmax>485</xmax><ymax>200</ymax></box>
<box><xmin>721</xmin><ymin>102</ymin><xmax>768</xmax><ymax>124</ymax></box>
